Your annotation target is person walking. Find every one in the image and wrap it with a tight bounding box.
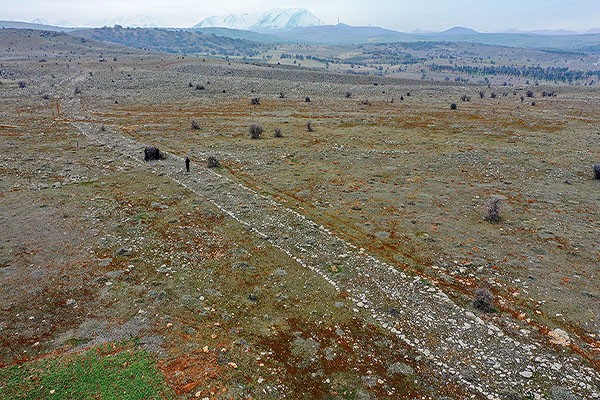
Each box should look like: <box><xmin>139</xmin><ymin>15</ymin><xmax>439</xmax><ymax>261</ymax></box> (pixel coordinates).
<box><xmin>185</xmin><ymin>156</ymin><xmax>190</xmax><ymax>172</ymax></box>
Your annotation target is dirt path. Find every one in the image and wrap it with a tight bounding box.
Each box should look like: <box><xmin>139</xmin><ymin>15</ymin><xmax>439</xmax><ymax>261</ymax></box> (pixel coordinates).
<box><xmin>60</xmin><ymin>84</ymin><xmax>598</xmax><ymax>399</ymax></box>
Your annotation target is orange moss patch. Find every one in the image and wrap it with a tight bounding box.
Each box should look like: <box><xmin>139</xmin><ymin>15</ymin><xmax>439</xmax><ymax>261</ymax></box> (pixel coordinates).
<box><xmin>160</xmin><ymin>350</ymin><xmax>224</xmax><ymax>395</ymax></box>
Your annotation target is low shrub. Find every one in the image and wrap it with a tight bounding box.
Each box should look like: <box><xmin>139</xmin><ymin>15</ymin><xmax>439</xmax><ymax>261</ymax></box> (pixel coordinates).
<box><xmin>472</xmin><ymin>288</ymin><xmax>494</xmax><ymax>312</ymax></box>
<box><xmin>207</xmin><ymin>156</ymin><xmax>220</xmax><ymax>168</ymax></box>
<box><xmin>249</xmin><ymin>124</ymin><xmax>264</xmax><ymax>139</ymax></box>
<box><xmin>484</xmin><ymin>197</ymin><xmax>502</xmax><ymax>223</ymax></box>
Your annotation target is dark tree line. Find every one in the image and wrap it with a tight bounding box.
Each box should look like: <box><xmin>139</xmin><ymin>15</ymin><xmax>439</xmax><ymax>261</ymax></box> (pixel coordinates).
<box><xmin>429</xmin><ymin>63</ymin><xmax>600</xmax><ymax>83</ymax></box>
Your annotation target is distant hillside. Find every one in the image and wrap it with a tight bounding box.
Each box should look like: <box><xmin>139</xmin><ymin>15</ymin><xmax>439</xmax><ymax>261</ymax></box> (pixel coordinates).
<box><xmin>436</xmin><ymin>26</ymin><xmax>479</xmax><ymax>35</ymax></box>
<box><xmin>3</xmin><ymin>19</ymin><xmax>600</xmax><ymax>54</ymax></box>
<box><xmin>420</xmin><ymin>32</ymin><xmax>600</xmax><ymax>53</ymax></box>
<box><xmin>191</xmin><ymin>27</ymin><xmax>278</xmax><ymax>43</ymax></box>
<box><xmin>273</xmin><ymin>23</ymin><xmax>414</xmax><ymax>44</ymax></box>
<box><xmin>191</xmin><ymin>23</ymin><xmax>600</xmax><ymax>52</ymax></box>
<box><xmin>277</xmin><ymin>25</ymin><xmax>600</xmax><ymax>52</ymax></box>
<box><xmin>72</xmin><ymin>26</ymin><xmax>267</xmax><ymax>56</ymax></box>
<box><xmin>0</xmin><ymin>20</ymin><xmax>77</xmax><ymax>32</ymax></box>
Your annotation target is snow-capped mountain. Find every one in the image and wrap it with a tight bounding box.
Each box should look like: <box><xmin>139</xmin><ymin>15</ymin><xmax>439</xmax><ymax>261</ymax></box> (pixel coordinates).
<box><xmin>195</xmin><ymin>11</ymin><xmax>263</xmax><ymax>30</ymax></box>
<box><xmin>193</xmin><ymin>8</ymin><xmax>323</xmax><ymax>31</ymax></box>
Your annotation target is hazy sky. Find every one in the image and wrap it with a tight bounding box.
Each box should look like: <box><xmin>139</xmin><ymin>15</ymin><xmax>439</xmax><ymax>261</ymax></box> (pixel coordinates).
<box><xmin>1</xmin><ymin>0</ymin><xmax>599</xmax><ymax>32</ymax></box>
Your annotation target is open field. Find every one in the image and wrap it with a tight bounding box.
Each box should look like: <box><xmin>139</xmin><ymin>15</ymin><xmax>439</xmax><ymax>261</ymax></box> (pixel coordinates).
<box><xmin>1</xmin><ymin>30</ymin><xmax>599</xmax><ymax>399</ymax></box>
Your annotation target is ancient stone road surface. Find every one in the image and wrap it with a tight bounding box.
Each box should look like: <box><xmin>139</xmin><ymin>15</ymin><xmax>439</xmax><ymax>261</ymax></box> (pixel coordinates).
<box><xmin>69</xmin><ymin>119</ymin><xmax>599</xmax><ymax>400</ymax></box>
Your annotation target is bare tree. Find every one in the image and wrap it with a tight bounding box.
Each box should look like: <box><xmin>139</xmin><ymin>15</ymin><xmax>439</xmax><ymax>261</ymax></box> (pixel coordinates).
<box><xmin>472</xmin><ymin>288</ymin><xmax>494</xmax><ymax>312</ymax></box>
<box><xmin>484</xmin><ymin>197</ymin><xmax>502</xmax><ymax>223</ymax></box>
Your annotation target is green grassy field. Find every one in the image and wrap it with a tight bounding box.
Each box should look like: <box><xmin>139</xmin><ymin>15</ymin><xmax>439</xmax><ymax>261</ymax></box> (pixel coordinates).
<box><xmin>0</xmin><ymin>343</ymin><xmax>174</xmax><ymax>400</ymax></box>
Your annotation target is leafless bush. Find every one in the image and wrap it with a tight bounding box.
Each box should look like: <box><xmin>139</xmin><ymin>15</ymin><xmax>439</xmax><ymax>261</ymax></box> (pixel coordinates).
<box><xmin>279</xmin><ymin>92</ymin><xmax>285</xmax><ymax>98</ymax></box>
<box><xmin>191</xmin><ymin>119</ymin><xmax>200</xmax><ymax>130</ymax></box>
<box><xmin>490</xmin><ymin>92</ymin><xmax>497</xmax><ymax>99</ymax></box>
<box><xmin>461</xmin><ymin>95</ymin><xmax>471</xmax><ymax>102</ymax></box>
<box><xmin>305</xmin><ymin>96</ymin><xmax>311</xmax><ymax>102</ymax></box>
<box><xmin>99</xmin><ymin>125</ymin><xmax>106</xmax><ymax>132</ymax></box>
<box><xmin>307</xmin><ymin>121</ymin><xmax>314</xmax><ymax>132</ymax></box>
<box><xmin>18</xmin><ymin>81</ymin><xmax>26</xmax><ymax>88</ymax></box>
<box><xmin>472</xmin><ymin>288</ymin><xmax>494</xmax><ymax>312</ymax></box>
<box><xmin>526</xmin><ymin>90</ymin><xmax>535</xmax><ymax>98</ymax></box>
<box><xmin>207</xmin><ymin>156</ymin><xmax>220</xmax><ymax>168</ymax></box>
<box><xmin>450</xmin><ymin>103</ymin><xmax>457</xmax><ymax>110</ymax></box>
<box><xmin>251</xmin><ymin>97</ymin><xmax>260</xmax><ymax>105</ymax></box>
<box><xmin>484</xmin><ymin>197</ymin><xmax>502</xmax><ymax>223</ymax></box>
<box><xmin>144</xmin><ymin>146</ymin><xmax>162</xmax><ymax>161</ymax></box>
<box><xmin>594</xmin><ymin>164</ymin><xmax>600</xmax><ymax>180</ymax></box>
<box><xmin>274</xmin><ymin>128</ymin><xmax>283</xmax><ymax>138</ymax></box>
<box><xmin>249</xmin><ymin>124</ymin><xmax>264</xmax><ymax>139</ymax></box>
<box><xmin>479</xmin><ymin>90</ymin><xmax>485</xmax><ymax>99</ymax></box>
<box><xmin>345</xmin><ymin>91</ymin><xmax>352</xmax><ymax>98</ymax></box>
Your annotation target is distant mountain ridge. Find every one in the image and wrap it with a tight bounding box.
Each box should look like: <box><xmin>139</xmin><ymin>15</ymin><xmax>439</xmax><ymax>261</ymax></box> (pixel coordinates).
<box><xmin>1</xmin><ymin>20</ymin><xmax>600</xmax><ymax>53</ymax></box>
<box><xmin>193</xmin><ymin>8</ymin><xmax>323</xmax><ymax>31</ymax></box>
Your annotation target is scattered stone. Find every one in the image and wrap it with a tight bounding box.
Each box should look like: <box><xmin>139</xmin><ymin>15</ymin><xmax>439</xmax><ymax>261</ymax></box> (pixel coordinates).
<box><xmin>548</xmin><ymin>328</ymin><xmax>570</xmax><ymax>346</ymax></box>
<box><xmin>97</xmin><ymin>257</ymin><xmax>112</xmax><ymax>267</ymax></box>
<box><xmin>387</xmin><ymin>362</ymin><xmax>414</xmax><ymax>376</ymax></box>
<box><xmin>116</xmin><ymin>247</ymin><xmax>132</xmax><ymax>256</ymax></box>
<box><xmin>519</xmin><ymin>370</ymin><xmax>533</xmax><ymax>378</ymax></box>
<box><xmin>551</xmin><ymin>386</ymin><xmax>582</xmax><ymax>400</ymax></box>
<box><xmin>290</xmin><ymin>337</ymin><xmax>320</xmax><ymax>361</ymax></box>
<box><xmin>388</xmin><ymin>308</ymin><xmax>401</xmax><ymax>316</ymax></box>
<box><xmin>324</xmin><ymin>346</ymin><xmax>337</xmax><ymax>361</ymax></box>
<box><xmin>361</xmin><ymin>375</ymin><xmax>380</xmax><ymax>388</ymax></box>
<box><xmin>233</xmin><ymin>262</ymin><xmax>253</xmax><ymax>270</ymax></box>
